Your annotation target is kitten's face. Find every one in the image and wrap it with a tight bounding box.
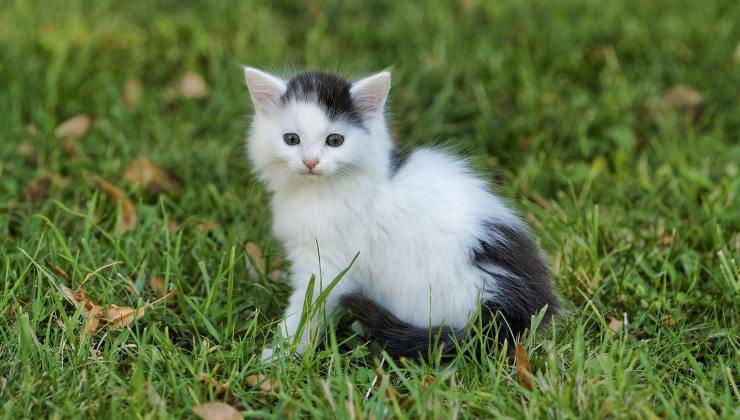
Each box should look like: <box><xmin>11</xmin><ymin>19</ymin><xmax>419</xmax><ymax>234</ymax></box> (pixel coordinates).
<box><xmin>245</xmin><ymin>69</ymin><xmax>390</xmax><ymax>186</ymax></box>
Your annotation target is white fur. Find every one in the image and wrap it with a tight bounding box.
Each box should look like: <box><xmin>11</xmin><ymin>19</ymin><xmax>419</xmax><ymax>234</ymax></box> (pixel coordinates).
<box><xmin>245</xmin><ymin>69</ymin><xmax>522</xmax><ymax>360</ymax></box>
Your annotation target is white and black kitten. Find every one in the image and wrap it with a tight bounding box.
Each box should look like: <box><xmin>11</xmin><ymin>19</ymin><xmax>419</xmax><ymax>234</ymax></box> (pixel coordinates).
<box><xmin>244</xmin><ymin>68</ymin><xmax>558</xmax><ymax>361</ymax></box>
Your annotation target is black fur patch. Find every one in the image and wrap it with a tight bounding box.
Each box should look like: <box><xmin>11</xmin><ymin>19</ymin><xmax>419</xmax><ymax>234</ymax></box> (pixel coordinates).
<box><xmin>389</xmin><ymin>148</ymin><xmax>412</xmax><ymax>176</ymax></box>
<box><xmin>282</xmin><ymin>71</ymin><xmax>362</xmax><ymax>124</ymax></box>
<box><xmin>340</xmin><ymin>294</ymin><xmax>461</xmax><ymax>360</ymax></box>
<box><xmin>473</xmin><ymin>222</ymin><xmax>559</xmax><ymax>344</ymax></box>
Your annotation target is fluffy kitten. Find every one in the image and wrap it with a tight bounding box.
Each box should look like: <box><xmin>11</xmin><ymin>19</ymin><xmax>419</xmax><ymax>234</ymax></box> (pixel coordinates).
<box><xmin>244</xmin><ymin>67</ymin><xmax>558</xmax><ymax>361</ymax></box>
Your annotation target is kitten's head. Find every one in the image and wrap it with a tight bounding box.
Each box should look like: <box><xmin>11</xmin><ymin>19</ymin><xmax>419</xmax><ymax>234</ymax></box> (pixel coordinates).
<box><xmin>244</xmin><ymin>68</ymin><xmax>392</xmax><ymax>188</ymax></box>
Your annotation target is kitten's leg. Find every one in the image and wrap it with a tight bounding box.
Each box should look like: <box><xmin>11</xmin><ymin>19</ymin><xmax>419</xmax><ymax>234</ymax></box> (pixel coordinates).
<box><xmin>262</xmin><ymin>274</ymin><xmax>345</xmax><ymax>361</ymax></box>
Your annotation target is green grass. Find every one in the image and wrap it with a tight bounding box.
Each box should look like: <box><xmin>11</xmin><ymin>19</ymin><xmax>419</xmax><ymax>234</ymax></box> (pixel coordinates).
<box><xmin>1</xmin><ymin>0</ymin><xmax>739</xmax><ymax>417</ymax></box>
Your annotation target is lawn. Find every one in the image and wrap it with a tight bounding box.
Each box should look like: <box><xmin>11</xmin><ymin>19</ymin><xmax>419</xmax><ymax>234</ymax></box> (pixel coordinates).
<box><xmin>1</xmin><ymin>0</ymin><xmax>739</xmax><ymax>418</ymax></box>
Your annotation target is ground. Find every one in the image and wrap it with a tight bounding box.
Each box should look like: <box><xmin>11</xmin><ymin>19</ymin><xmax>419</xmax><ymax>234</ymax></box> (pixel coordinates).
<box><xmin>1</xmin><ymin>0</ymin><xmax>739</xmax><ymax>418</ymax></box>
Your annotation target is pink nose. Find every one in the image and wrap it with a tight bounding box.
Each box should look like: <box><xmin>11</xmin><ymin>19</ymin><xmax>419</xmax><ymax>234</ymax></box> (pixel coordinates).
<box><xmin>303</xmin><ymin>159</ymin><xmax>318</xmax><ymax>170</ymax></box>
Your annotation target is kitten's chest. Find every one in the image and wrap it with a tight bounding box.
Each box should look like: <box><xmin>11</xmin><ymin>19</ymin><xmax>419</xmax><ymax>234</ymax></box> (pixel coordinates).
<box><xmin>271</xmin><ymin>193</ymin><xmax>370</xmax><ymax>249</ymax></box>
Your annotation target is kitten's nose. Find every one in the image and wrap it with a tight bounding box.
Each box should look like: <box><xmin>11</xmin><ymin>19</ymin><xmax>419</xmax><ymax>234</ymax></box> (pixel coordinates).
<box><xmin>302</xmin><ymin>159</ymin><xmax>319</xmax><ymax>170</ymax></box>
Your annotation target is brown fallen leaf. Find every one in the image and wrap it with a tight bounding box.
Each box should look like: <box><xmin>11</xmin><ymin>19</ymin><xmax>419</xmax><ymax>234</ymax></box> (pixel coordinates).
<box><xmin>16</xmin><ymin>142</ymin><xmax>37</xmax><ymax>166</ymax></box>
<box><xmin>515</xmin><ymin>343</ymin><xmax>533</xmax><ymax>391</ymax></box>
<box><xmin>167</xmin><ymin>219</ymin><xmax>179</xmax><ymax>233</ymax></box>
<box><xmin>54</xmin><ymin>114</ymin><xmax>91</xmax><ymax>140</ymax></box>
<box><xmin>105</xmin><ymin>304</ymin><xmax>145</xmax><ymax>329</ymax></box>
<box><xmin>200</xmin><ymin>373</ymin><xmax>230</xmax><ymax>397</ymax></box>
<box><xmin>81</xmin><ymin>306</ymin><xmax>103</xmax><ymax>338</ymax></box>
<box><xmin>58</xmin><ymin>283</ymin><xmax>80</xmax><ymax>306</ymax></box>
<box><xmin>72</xmin><ymin>288</ymin><xmax>99</xmax><ymax>317</ymax></box>
<box><xmin>268</xmin><ymin>270</ymin><xmax>284</xmax><ymax>282</ymax></box>
<box><xmin>607</xmin><ymin>317</ymin><xmax>624</xmax><ymax>333</ymax></box>
<box><xmin>149</xmin><ymin>276</ymin><xmax>175</xmax><ymax>302</ymax></box>
<box><xmin>244</xmin><ymin>242</ymin><xmax>265</xmax><ymax>278</ymax></box>
<box><xmin>661</xmin><ymin>85</ymin><xmax>703</xmax><ymax>112</ymax></box>
<box><xmin>192</xmin><ymin>402</ymin><xmax>241</xmax><ymax>420</ymax></box>
<box><xmin>46</xmin><ymin>261</ymin><xmax>70</xmax><ymax>281</ymax></box>
<box><xmin>124</xmin><ymin>157</ymin><xmax>181</xmax><ymax>194</ymax></box>
<box><xmin>123</xmin><ymin>77</ymin><xmax>143</xmax><ymax>107</ymax></box>
<box><xmin>269</xmin><ymin>256</ymin><xmax>284</xmax><ymax>270</ymax></box>
<box><xmin>24</xmin><ymin>175</ymin><xmax>52</xmax><ymax>202</ymax></box>
<box><xmin>196</xmin><ymin>220</ymin><xmax>218</xmax><ymax>232</ymax></box>
<box><xmin>5</xmin><ymin>303</ymin><xmax>17</xmax><ymax>317</ymax></box>
<box><xmin>149</xmin><ymin>276</ymin><xmax>165</xmax><ymax>296</ymax></box>
<box><xmin>245</xmin><ymin>374</ymin><xmax>279</xmax><ymax>394</ymax></box>
<box><xmin>172</xmin><ymin>72</ymin><xmax>209</xmax><ymax>100</ymax></box>
<box><xmin>645</xmin><ymin>85</ymin><xmax>703</xmax><ymax>121</ymax></box>
<box><xmin>97</xmin><ymin>178</ymin><xmax>138</xmax><ymax>232</ymax></box>
<box><xmin>25</xmin><ymin>124</ymin><xmax>39</xmax><ymax>136</ymax></box>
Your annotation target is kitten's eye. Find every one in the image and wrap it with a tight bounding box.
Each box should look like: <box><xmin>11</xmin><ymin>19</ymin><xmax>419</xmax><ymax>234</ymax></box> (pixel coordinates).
<box><xmin>283</xmin><ymin>133</ymin><xmax>300</xmax><ymax>146</ymax></box>
<box><xmin>326</xmin><ymin>134</ymin><xmax>344</xmax><ymax>147</ymax></box>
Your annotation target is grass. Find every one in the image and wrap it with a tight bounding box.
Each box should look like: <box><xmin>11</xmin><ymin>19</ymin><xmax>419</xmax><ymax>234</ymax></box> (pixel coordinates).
<box><xmin>1</xmin><ymin>0</ymin><xmax>739</xmax><ymax>417</ymax></box>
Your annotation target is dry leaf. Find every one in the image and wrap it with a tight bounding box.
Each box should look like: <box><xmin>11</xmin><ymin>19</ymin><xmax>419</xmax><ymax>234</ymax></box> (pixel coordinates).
<box><xmin>268</xmin><ymin>270</ymin><xmax>284</xmax><ymax>282</ymax></box>
<box><xmin>81</xmin><ymin>306</ymin><xmax>103</xmax><ymax>338</ymax></box>
<box><xmin>196</xmin><ymin>220</ymin><xmax>218</xmax><ymax>232</ymax></box>
<box><xmin>123</xmin><ymin>77</ymin><xmax>143</xmax><ymax>107</ymax></box>
<box><xmin>58</xmin><ymin>283</ymin><xmax>80</xmax><ymax>306</ymax></box>
<box><xmin>16</xmin><ymin>142</ymin><xmax>37</xmax><ymax>166</ymax></box>
<box><xmin>105</xmin><ymin>304</ymin><xmax>145</xmax><ymax>329</ymax></box>
<box><xmin>661</xmin><ymin>85</ymin><xmax>703</xmax><ymax>112</ymax></box>
<box><xmin>25</xmin><ymin>124</ymin><xmax>39</xmax><ymax>136</ymax></box>
<box><xmin>645</xmin><ymin>85</ymin><xmax>703</xmax><ymax>121</ymax></box>
<box><xmin>200</xmin><ymin>373</ymin><xmax>230</xmax><ymax>396</ymax></box>
<box><xmin>244</xmin><ymin>242</ymin><xmax>265</xmax><ymax>278</ymax></box>
<box><xmin>5</xmin><ymin>303</ymin><xmax>17</xmax><ymax>317</ymax></box>
<box><xmin>46</xmin><ymin>261</ymin><xmax>70</xmax><ymax>281</ymax></box>
<box><xmin>607</xmin><ymin>317</ymin><xmax>624</xmax><ymax>333</ymax></box>
<box><xmin>149</xmin><ymin>276</ymin><xmax>165</xmax><ymax>296</ymax></box>
<box><xmin>167</xmin><ymin>219</ymin><xmax>179</xmax><ymax>233</ymax></box>
<box><xmin>515</xmin><ymin>343</ymin><xmax>533</xmax><ymax>391</ymax></box>
<box><xmin>245</xmin><ymin>374</ymin><xmax>279</xmax><ymax>394</ymax></box>
<box><xmin>269</xmin><ymin>256</ymin><xmax>284</xmax><ymax>270</ymax></box>
<box><xmin>149</xmin><ymin>276</ymin><xmax>175</xmax><ymax>302</ymax></box>
<box><xmin>124</xmin><ymin>157</ymin><xmax>181</xmax><ymax>194</ymax></box>
<box><xmin>24</xmin><ymin>175</ymin><xmax>52</xmax><ymax>202</ymax></box>
<box><xmin>73</xmin><ymin>288</ymin><xmax>100</xmax><ymax>317</ymax></box>
<box><xmin>192</xmin><ymin>402</ymin><xmax>241</xmax><ymax>420</ymax></box>
<box><xmin>306</xmin><ymin>1</ymin><xmax>323</xmax><ymax>18</ymax></box>
<box><xmin>174</xmin><ymin>72</ymin><xmax>209</xmax><ymax>99</ymax></box>
<box><xmin>97</xmin><ymin>178</ymin><xmax>138</xmax><ymax>232</ymax></box>
<box><xmin>54</xmin><ymin>114</ymin><xmax>91</xmax><ymax>140</ymax></box>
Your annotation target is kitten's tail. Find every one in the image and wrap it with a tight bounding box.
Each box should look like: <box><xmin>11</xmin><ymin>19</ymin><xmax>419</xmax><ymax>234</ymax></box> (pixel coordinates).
<box><xmin>339</xmin><ymin>294</ymin><xmax>464</xmax><ymax>360</ymax></box>
<box><xmin>340</xmin><ymin>293</ymin><xmax>557</xmax><ymax>360</ymax></box>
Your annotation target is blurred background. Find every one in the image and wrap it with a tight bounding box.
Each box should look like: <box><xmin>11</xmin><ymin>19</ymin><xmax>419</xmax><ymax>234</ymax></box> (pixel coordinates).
<box><xmin>1</xmin><ymin>0</ymin><xmax>738</xmax><ymax>417</ymax></box>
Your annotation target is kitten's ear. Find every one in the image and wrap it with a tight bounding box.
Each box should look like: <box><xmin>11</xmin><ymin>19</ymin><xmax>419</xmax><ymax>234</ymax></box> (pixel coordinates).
<box><xmin>351</xmin><ymin>71</ymin><xmax>391</xmax><ymax>116</ymax></box>
<box><xmin>244</xmin><ymin>67</ymin><xmax>287</xmax><ymax>115</ymax></box>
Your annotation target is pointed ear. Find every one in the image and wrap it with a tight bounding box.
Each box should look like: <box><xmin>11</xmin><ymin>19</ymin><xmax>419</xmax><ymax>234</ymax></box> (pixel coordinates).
<box><xmin>351</xmin><ymin>71</ymin><xmax>391</xmax><ymax>116</ymax></box>
<box><xmin>244</xmin><ymin>67</ymin><xmax>286</xmax><ymax>115</ymax></box>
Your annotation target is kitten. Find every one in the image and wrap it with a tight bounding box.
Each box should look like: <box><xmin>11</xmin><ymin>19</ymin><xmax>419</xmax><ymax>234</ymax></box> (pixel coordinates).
<box><xmin>244</xmin><ymin>67</ymin><xmax>558</xmax><ymax>361</ymax></box>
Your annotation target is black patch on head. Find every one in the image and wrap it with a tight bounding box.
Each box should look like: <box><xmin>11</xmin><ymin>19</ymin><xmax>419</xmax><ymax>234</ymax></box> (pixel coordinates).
<box><xmin>389</xmin><ymin>148</ymin><xmax>413</xmax><ymax>176</ymax></box>
<box><xmin>282</xmin><ymin>71</ymin><xmax>362</xmax><ymax>125</ymax></box>
<box><xmin>473</xmin><ymin>222</ymin><xmax>559</xmax><ymax>344</ymax></box>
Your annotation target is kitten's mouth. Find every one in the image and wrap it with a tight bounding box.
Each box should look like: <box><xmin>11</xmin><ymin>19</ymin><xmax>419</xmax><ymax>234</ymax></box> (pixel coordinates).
<box><xmin>303</xmin><ymin>170</ymin><xmax>321</xmax><ymax>176</ymax></box>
